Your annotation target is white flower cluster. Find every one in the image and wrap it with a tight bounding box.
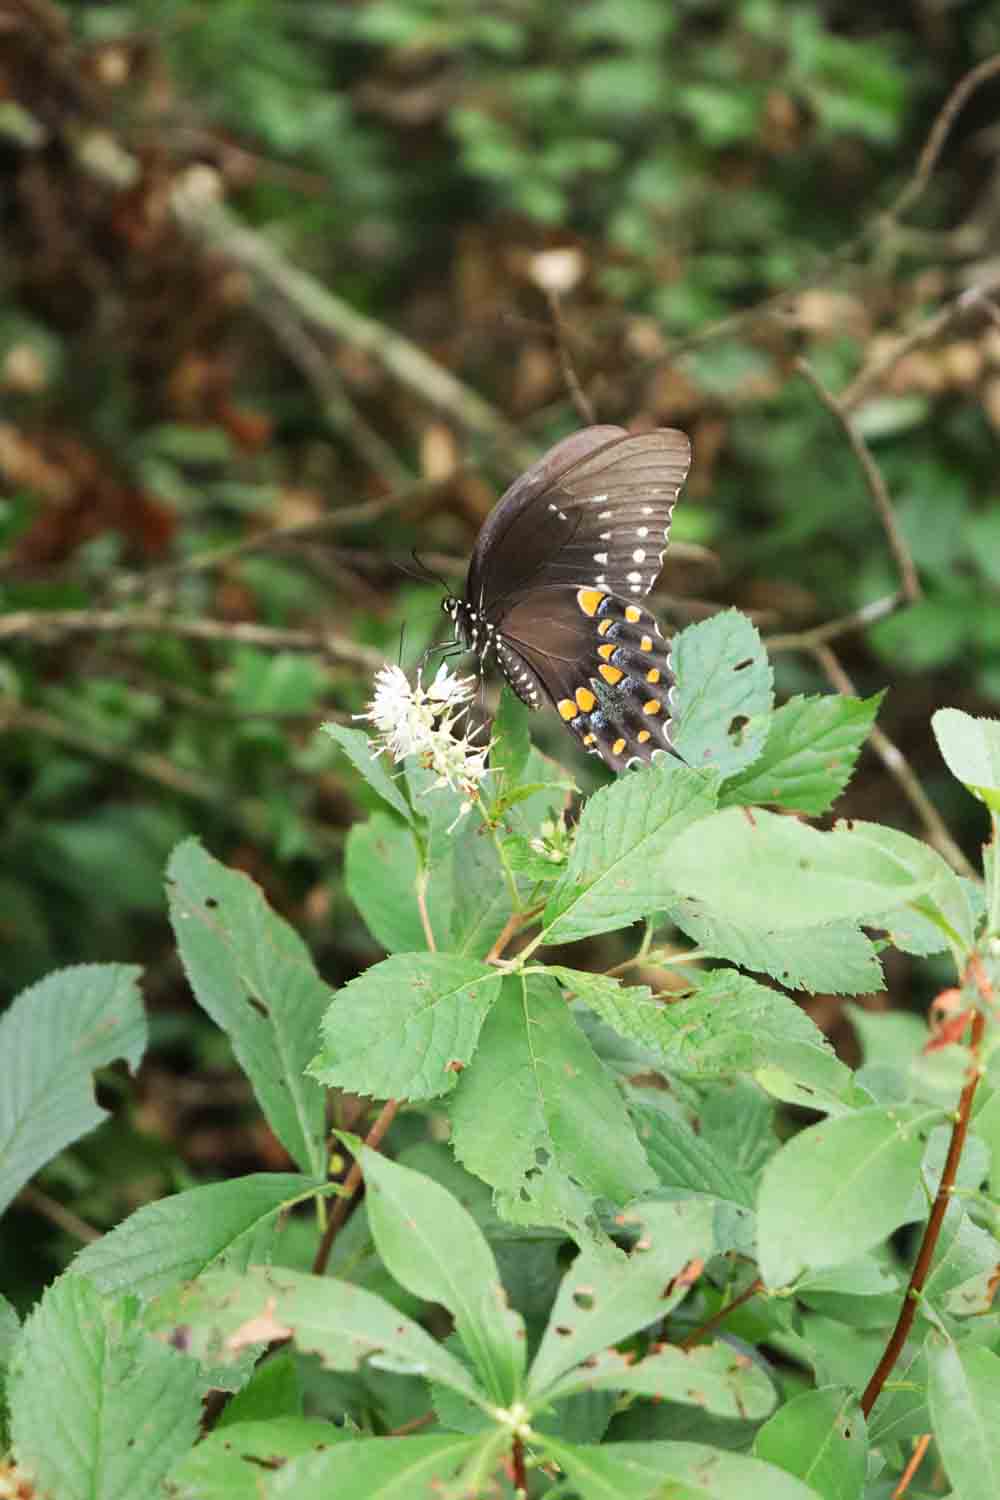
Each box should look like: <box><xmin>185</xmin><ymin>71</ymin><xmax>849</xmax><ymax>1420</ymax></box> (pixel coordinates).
<box><xmin>357</xmin><ymin>662</ymin><xmax>493</xmax><ymax>816</ymax></box>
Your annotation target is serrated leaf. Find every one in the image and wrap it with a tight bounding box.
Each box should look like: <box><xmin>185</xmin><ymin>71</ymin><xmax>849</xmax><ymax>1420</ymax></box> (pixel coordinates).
<box><xmin>667</xmin><ymin>808</ymin><xmax>933</xmax><ymax>929</ymax></box>
<box><xmin>71</xmin><ymin>1173</ymin><xmax>323</xmax><ymax>1300</ymax></box>
<box><xmin>345</xmin><ymin>814</ymin><xmax>446</xmax><ymax>953</ymax></box>
<box><xmin>721</xmin><ymin>693</ymin><xmax>882</xmax><ymax>815</ymax></box>
<box><xmin>928</xmin><ymin>1339</ymin><xmax>1000</xmax><ymax>1500</ymax></box>
<box><xmin>449</xmin><ymin>974</ymin><xmax>656</xmax><ymax>1231</ymax></box>
<box><xmin>490</xmin><ymin>683</ymin><xmax>532</xmax><ymax>786</ymax></box>
<box><xmin>757</xmin><ymin>1105</ymin><xmax>934</xmax><ymax>1288</ymax></box>
<box><xmin>543</xmin><ymin>1437</ymin><xmax>823</xmax><ymax>1500</ymax></box>
<box><xmin>670</xmin><ymin>609</ymin><xmax>774</xmax><ymax>776</ymax></box>
<box><xmin>753</xmin><ymin>1386</ymin><xmax>866</xmax><ymax>1500</ymax></box>
<box><xmin>260</xmin><ymin>1434</ymin><xmax>484</xmax><ymax>1499</ymax></box>
<box><xmin>540</xmin><ymin>761</ymin><xmax>717</xmax><ymax>944</ymax></box>
<box><xmin>322</xmin><ymin>722</ymin><xmax>413</xmax><ymax>822</ymax></box>
<box><xmin>557</xmin><ymin>967</ymin><xmax>852</xmax><ymax>1106</ymax></box>
<box><xmin>9</xmin><ymin>1276</ymin><xmax>202</xmax><ymax>1500</ymax></box>
<box><xmin>0</xmin><ymin>964</ymin><xmax>146</xmax><ymax>1217</ymax></box>
<box><xmin>670</xmin><ymin>901</ymin><xmax>883</xmax><ymax>994</ymax></box>
<box><xmin>167</xmin><ymin>1417</ymin><xmax>349</xmax><ymax>1499</ymax></box>
<box><xmin>310</xmin><ymin>954</ymin><xmax>502</xmax><ymax>1101</ymax></box>
<box><xmin>544</xmin><ymin>1339</ymin><xmax>775</xmax><ymax>1420</ymax></box>
<box><xmin>167</xmin><ymin>840</ymin><xmax>327</xmax><ymax>1176</ymax></box>
<box><xmin>448</xmin><ymin>813</ymin><xmax>512</xmax><ymax>957</ymax></box>
<box><xmin>932</xmin><ymin>708</ymin><xmax>1000</xmax><ymax>811</ymax></box>
<box><xmin>172</xmin><ymin>1264</ymin><xmax>486</xmax><ymax>1404</ymax></box>
<box><xmin>357</xmin><ymin>1145</ymin><xmax>525</xmax><ymax>1403</ymax></box>
<box><xmin>630</xmin><ymin>1100</ymin><xmax>755</xmax><ymax>1206</ymax></box>
<box><xmin>526</xmin><ymin>1198</ymin><xmax>715</xmax><ymax>1397</ymax></box>
<box><xmin>835</xmin><ymin>819</ymin><xmax>975</xmax><ymax>956</ymax></box>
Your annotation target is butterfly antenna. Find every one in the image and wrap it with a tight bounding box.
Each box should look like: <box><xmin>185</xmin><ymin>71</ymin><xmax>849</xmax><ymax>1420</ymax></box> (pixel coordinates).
<box><xmin>396</xmin><ymin>622</ymin><xmax>406</xmax><ymax>668</ymax></box>
<box><xmin>411</xmin><ymin>549</ymin><xmax>449</xmax><ymax>590</ymax></box>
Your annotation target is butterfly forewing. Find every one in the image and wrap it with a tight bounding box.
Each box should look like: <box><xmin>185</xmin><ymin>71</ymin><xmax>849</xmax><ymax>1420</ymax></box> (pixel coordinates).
<box><xmin>467</xmin><ymin>426</ymin><xmax>691</xmax><ymax>613</ymax></box>
<box><xmin>450</xmin><ymin>424</ymin><xmax>692</xmax><ymax>774</ymax></box>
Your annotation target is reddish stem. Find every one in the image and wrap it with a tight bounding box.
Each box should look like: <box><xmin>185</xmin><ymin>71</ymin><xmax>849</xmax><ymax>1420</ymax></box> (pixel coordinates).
<box><xmin>861</xmin><ymin>960</ymin><xmax>990</xmax><ymax>1418</ymax></box>
<box><xmin>511</xmin><ymin>1434</ymin><xmax>527</xmax><ymax>1495</ymax></box>
<box><xmin>312</xmin><ymin>1097</ymin><xmax>400</xmax><ymax>1275</ymax></box>
<box><xmin>680</xmin><ymin>1278</ymin><xmax>763</xmax><ymax>1350</ymax></box>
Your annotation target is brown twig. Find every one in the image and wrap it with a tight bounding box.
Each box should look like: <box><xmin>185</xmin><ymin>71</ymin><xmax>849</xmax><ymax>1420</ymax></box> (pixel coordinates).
<box><xmin>892</xmin><ymin>1435</ymin><xmax>932</xmax><ymax>1500</ymax></box>
<box><xmin>889</xmin><ymin>54</ymin><xmax>1000</xmax><ymax>225</ymax></box>
<box><xmin>0</xmin><ymin>608</ymin><xmax>384</xmax><ymax>672</ymax></box>
<box><xmin>813</xmin><ymin>645</ymin><xmax>976</xmax><ymax>879</ymax></box>
<box><xmin>486</xmin><ymin>905</ymin><xmax>545</xmax><ymax>965</ymax></box>
<box><xmin>861</xmin><ymin>960</ymin><xmax>990</xmax><ymax>1418</ymax></box>
<box><xmin>841</xmin><ymin>276</ymin><xmax>1000</xmax><ymax>411</ymax></box>
<box><xmin>545</xmin><ymin>289</ymin><xmax>596</xmax><ymax>426</ymax></box>
<box><xmin>679</xmin><ymin>1277</ymin><xmax>763</xmax><ymax>1350</ymax></box>
<box><xmin>18</xmin><ymin>1184</ymin><xmax>101</xmax><ymax>1244</ymax></box>
<box><xmin>795</xmin><ymin>358</ymin><xmax>920</xmax><ymax>604</ymax></box>
<box><xmin>312</xmin><ymin>1097</ymin><xmax>401</xmax><ymax>1276</ymax></box>
<box><xmin>511</xmin><ymin>1434</ymin><xmax>527</xmax><ymax>1496</ymax></box>
<box><xmin>766</xmin><ymin>592</ymin><xmax>903</xmax><ymax>653</ymax></box>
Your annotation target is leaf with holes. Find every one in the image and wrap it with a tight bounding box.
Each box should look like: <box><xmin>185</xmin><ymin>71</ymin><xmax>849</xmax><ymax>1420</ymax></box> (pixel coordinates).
<box><xmin>253</xmin><ymin>1435</ymin><xmax>485</xmax><ymax>1499</ymax></box>
<box><xmin>167</xmin><ymin>1418</ymin><xmax>351</xmax><ymax>1500</ymax></box>
<box><xmin>0</xmin><ymin>964</ymin><xmax>146</xmax><ymax>1218</ymax></box>
<box><xmin>542</xmin><ymin>1437</ymin><xmax>822</xmax><ymax>1500</ymax></box>
<box><xmin>753</xmin><ymin>1386</ymin><xmax>867</xmax><ymax>1500</ymax></box>
<box><xmin>542</xmin><ymin>1339</ymin><xmax>775</xmax><ymax>1420</ymax></box>
<box><xmin>670</xmin><ymin>609</ymin><xmax>773</xmax><ymax>777</ymax></box>
<box><xmin>720</xmin><ymin>693</ymin><xmax>883</xmax><ymax>815</ymax></box>
<box><xmin>167</xmin><ymin>839</ymin><xmax>328</xmax><ymax>1176</ymax></box>
<box><xmin>525</xmin><ymin>1198</ymin><xmax>715</xmax><ymax>1398</ymax></box>
<box><xmin>169</xmin><ymin>1264</ymin><xmax>486</xmax><ymax>1404</ymax></box>
<box><xmin>448</xmin><ymin>974</ymin><xmax>656</xmax><ymax>1235</ymax></box>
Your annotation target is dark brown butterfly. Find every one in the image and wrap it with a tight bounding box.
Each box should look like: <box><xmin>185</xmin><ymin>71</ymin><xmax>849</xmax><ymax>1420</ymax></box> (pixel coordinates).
<box><xmin>443</xmin><ymin>425</ymin><xmax>692</xmax><ymax>771</ymax></box>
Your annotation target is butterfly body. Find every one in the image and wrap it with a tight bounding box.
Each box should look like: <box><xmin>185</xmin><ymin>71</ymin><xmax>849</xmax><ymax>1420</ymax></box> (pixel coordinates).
<box><xmin>443</xmin><ymin>425</ymin><xmax>691</xmax><ymax>772</ymax></box>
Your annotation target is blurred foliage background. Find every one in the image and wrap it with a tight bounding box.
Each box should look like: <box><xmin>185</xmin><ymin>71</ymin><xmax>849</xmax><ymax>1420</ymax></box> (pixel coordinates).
<box><xmin>2</xmin><ymin>0</ymin><xmax>1000</xmax><ymax>1296</ymax></box>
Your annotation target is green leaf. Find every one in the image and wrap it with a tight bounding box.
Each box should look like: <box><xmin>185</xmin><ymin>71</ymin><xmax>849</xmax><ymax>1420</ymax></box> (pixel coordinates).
<box><xmin>357</xmin><ymin>1145</ymin><xmax>525</xmax><ymax>1403</ymax></box>
<box><xmin>721</xmin><ymin>693</ymin><xmax>882</xmax><ymax>815</ymax></box>
<box><xmin>559</xmin><ymin>967</ymin><xmax>852</xmax><ymax>1106</ymax></box>
<box><xmin>667</xmin><ymin>808</ymin><xmax>934</xmax><ymax>929</ymax></box>
<box><xmin>753</xmin><ymin>1386</ymin><xmax>866</xmax><ymax>1500</ymax></box>
<box><xmin>345</xmin><ymin>815</ymin><xmax>443</xmax><ymax>953</ymax></box>
<box><xmin>541</xmin><ymin>761</ymin><xmax>717</xmax><ymax>943</ymax></box>
<box><xmin>448</xmin><ymin>813</ymin><xmax>512</xmax><ymax>958</ymax></box>
<box><xmin>974</xmin><ymin>1087</ymin><xmax>1000</xmax><ymax>1194</ymax></box>
<box><xmin>0</xmin><ymin>964</ymin><xmax>146</xmax><ymax>1217</ymax></box>
<box><xmin>310</xmin><ymin>954</ymin><xmax>502</xmax><ymax>1101</ymax></box>
<box><xmin>544</xmin><ymin>1339</ymin><xmax>775</xmax><ymax>1420</ymax></box>
<box><xmin>173</xmin><ymin>1264</ymin><xmax>486</xmax><ymax>1403</ymax></box>
<box><xmin>543</xmin><ymin>1437</ymin><xmax>823</xmax><ymax>1500</ymax></box>
<box><xmin>217</xmin><ymin>1351</ymin><xmax>301</xmax><ymax>1426</ymax></box>
<box><xmin>928</xmin><ymin>1339</ymin><xmax>1000</xmax><ymax>1500</ymax></box>
<box><xmin>669</xmin><ymin>902</ymin><xmax>883</xmax><ymax>994</ymax></box>
<box><xmin>490</xmin><ymin>683</ymin><xmax>532</xmax><ymax>786</ymax></box>
<box><xmin>449</xmin><ymin>974</ymin><xmax>656</xmax><ymax>1229</ymax></box>
<box><xmin>526</xmin><ymin>1198</ymin><xmax>715</xmax><ymax>1397</ymax></box>
<box><xmin>757</xmin><ymin>1105</ymin><xmax>933</xmax><ymax>1288</ymax></box>
<box><xmin>932</xmin><ymin>707</ymin><xmax>1000</xmax><ymax>811</ymax></box>
<box><xmin>9</xmin><ymin>1276</ymin><xmax>202</xmax><ymax>1500</ymax></box>
<box><xmin>670</xmin><ymin>609</ymin><xmax>774</xmax><ymax>776</ymax></box>
<box><xmin>836</xmin><ymin>819</ymin><xmax>975</xmax><ymax>956</ymax></box>
<box><xmin>265</xmin><ymin>1434</ymin><xmax>487</xmax><ymax>1498</ymax></box>
<box><xmin>167</xmin><ymin>839</ymin><xmax>328</xmax><ymax>1176</ymax></box>
<box><xmin>322</xmin><ymin>722</ymin><xmax>413</xmax><ymax>822</ymax></box>
<box><xmin>167</xmin><ymin>1417</ymin><xmax>349</xmax><ymax>1499</ymax></box>
<box><xmin>71</xmin><ymin>1173</ymin><xmax>322</xmax><ymax>1300</ymax></box>
<box><xmin>631</xmin><ymin>1100</ymin><xmax>755</xmax><ymax>1206</ymax></box>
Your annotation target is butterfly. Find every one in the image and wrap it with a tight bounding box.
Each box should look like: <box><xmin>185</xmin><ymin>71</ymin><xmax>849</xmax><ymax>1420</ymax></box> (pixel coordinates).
<box><xmin>442</xmin><ymin>424</ymin><xmax>692</xmax><ymax>772</ymax></box>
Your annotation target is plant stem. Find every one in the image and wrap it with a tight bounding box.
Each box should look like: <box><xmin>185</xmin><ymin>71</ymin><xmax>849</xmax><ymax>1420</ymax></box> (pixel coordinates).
<box><xmin>861</xmin><ymin>961</ymin><xmax>990</xmax><ymax>1418</ymax></box>
<box><xmin>680</xmin><ymin>1278</ymin><xmax>763</xmax><ymax>1350</ymax></box>
<box><xmin>312</xmin><ymin>1097</ymin><xmax>400</xmax><ymax>1275</ymax></box>
<box><xmin>415</xmin><ymin>869</ymin><xmax>437</xmax><ymax>951</ymax></box>
<box><xmin>891</xmin><ymin>1435</ymin><xmax>931</xmax><ymax>1500</ymax></box>
<box><xmin>511</xmin><ymin>1434</ymin><xmax>527</xmax><ymax>1495</ymax></box>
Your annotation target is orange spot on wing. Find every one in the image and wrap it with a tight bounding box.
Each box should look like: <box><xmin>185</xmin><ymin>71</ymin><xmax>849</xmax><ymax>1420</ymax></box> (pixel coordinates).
<box><xmin>640</xmin><ymin>635</ymin><xmax>653</xmax><ymax>652</ymax></box>
<box><xmin>577</xmin><ymin>588</ymin><xmax>606</xmax><ymax>617</ymax></box>
<box><xmin>599</xmin><ymin>665</ymin><xmax>624</xmax><ymax>685</ymax></box>
<box><xmin>643</xmin><ymin>699</ymin><xmax>661</xmax><ymax>715</ymax></box>
<box><xmin>575</xmin><ymin>686</ymin><xmax>596</xmax><ymax>712</ymax></box>
<box><xmin>597</xmin><ymin>643</ymin><xmax>616</xmax><ymax>661</ymax></box>
<box><xmin>637</xmin><ymin>729</ymin><xmax>651</xmax><ymax>743</ymax></box>
<box><xmin>558</xmin><ymin>699</ymin><xmax>577</xmax><ymax>720</ymax></box>
<box><xmin>612</xmin><ymin>738</ymin><xmax>626</xmax><ymax>756</ymax></box>
<box><xmin>646</xmin><ymin>668</ymin><xmax>661</xmax><ymax>683</ymax></box>
<box><xmin>625</xmin><ymin>605</ymin><xmax>641</xmax><ymax>623</ymax></box>
<box><xmin>597</xmin><ymin>620</ymin><xmax>613</xmax><ymax>637</ymax></box>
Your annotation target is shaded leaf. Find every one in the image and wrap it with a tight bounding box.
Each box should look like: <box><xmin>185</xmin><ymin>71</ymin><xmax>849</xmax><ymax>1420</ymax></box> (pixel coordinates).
<box><xmin>167</xmin><ymin>1417</ymin><xmax>349</xmax><ymax>1499</ymax></box>
<box><xmin>0</xmin><ymin>964</ymin><xmax>146</xmax><ymax>1217</ymax></box>
<box><xmin>753</xmin><ymin>1386</ymin><xmax>866</xmax><ymax>1500</ymax></box>
<box><xmin>167</xmin><ymin>840</ymin><xmax>328</xmax><ymax>1175</ymax></box>
<box><xmin>670</xmin><ymin>902</ymin><xmax>883</xmax><ymax>994</ymax></box>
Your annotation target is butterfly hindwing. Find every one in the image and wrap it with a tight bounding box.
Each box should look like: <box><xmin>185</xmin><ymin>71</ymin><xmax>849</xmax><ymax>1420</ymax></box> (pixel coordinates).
<box><xmin>498</xmin><ymin>587</ymin><xmax>675</xmax><ymax>772</ymax></box>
